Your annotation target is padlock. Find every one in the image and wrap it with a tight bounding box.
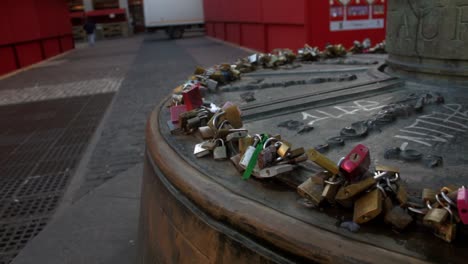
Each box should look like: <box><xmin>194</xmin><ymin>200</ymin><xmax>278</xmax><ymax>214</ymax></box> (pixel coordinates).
<box><xmin>187</xmin><ymin>116</ymin><xmax>201</xmax><ymax>130</ymax></box>
<box><xmin>280</xmin><ymin>154</ymin><xmax>308</xmax><ymax>165</ymax></box>
<box><xmin>277</xmin><ymin>141</ymin><xmax>291</xmax><ymax>158</ymax></box>
<box><xmin>384</xmin><ymin>206</ymin><xmax>413</xmax><ymax>230</ymax></box>
<box><xmin>223</xmin><ymin>105</ymin><xmax>243</xmax><ymax>129</ymax></box>
<box><xmin>194</xmin><ymin>142</ymin><xmax>211</xmax><ymax>158</ymax></box>
<box><xmin>213</xmin><ymin>139</ymin><xmax>227</xmax><ymax>160</ymax></box>
<box><xmin>307</xmin><ymin>149</ymin><xmax>339</xmax><ymax>175</ymax></box>
<box><xmin>239</xmin><ymin>136</ymin><xmax>254</xmax><ymax>156</ymax></box>
<box><xmin>200</xmin><ymin>140</ymin><xmax>217</xmax><ymax>151</ymax></box>
<box><xmin>422</xmin><ymin>188</ymin><xmax>437</xmax><ymax>204</ymax></box>
<box><xmin>217</xmin><ymin>128</ymin><xmax>247</xmax><ymax>139</ymax></box>
<box><xmin>194</xmin><ymin>66</ymin><xmax>206</xmax><ymax>75</ymax></box>
<box><xmin>239</xmin><ymin>136</ymin><xmax>261</xmax><ymax>168</ymax></box>
<box><xmin>288</xmin><ymin>147</ymin><xmax>305</xmax><ymax>159</ymax></box>
<box><xmin>353</xmin><ymin>189</ymin><xmax>383</xmax><ymax>224</ymax></box>
<box><xmin>199</xmin><ymin>126</ymin><xmax>214</xmax><ymax>139</ymax></box>
<box><xmin>297</xmin><ymin>175</ymin><xmax>325</xmax><ymax>207</ymax></box>
<box><xmin>396</xmin><ymin>184</ymin><xmax>408</xmax><ymax>207</ymax></box>
<box><xmin>254</xmin><ymin>164</ymin><xmax>295</xmax><ymax>178</ymax></box>
<box><xmin>455</xmin><ymin>186</ymin><xmax>468</xmax><ymax>224</ymax></box>
<box><xmin>258</xmin><ymin>145</ymin><xmax>278</xmax><ymax>169</ymax></box>
<box><xmin>230</xmin><ymin>154</ymin><xmax>245</xmax><ymax>173</ymax></box>
<box><xmin>423</xmin><ymin>208</ymin><xmax>449</xmax><ymax>226</ymax></box>
<box><xmin>335</xmin><ymin>172</ymin><xmax>388</xmax><ymax>202</ymax></box>
<box><xmin>226</xmin><ymin>130</ymin><xmax>248</xmax><ymax>142</ymax></box>
<box><xmin>208</xmin><ymin>111</ymin><xmax>226</xmax><ymax>131</ymax></box>
<box><xmin>434</xmin><ymin>222</ymin><xmax>457</xmax><ymax>243</ymax></box>
<box><xmin>170</xmin><ymin>104</ymin><xmax>187</xmax><ymax>124</ymax></box>
<box><xmin>322</xmin><ymin>175</ymin><xmax>342</xmax><ymax>204</ymax></box>
<box><xmin>340</xmin><ymin>144</ymin><xmax>370</xmax><ymax>182</ymax></box>
<box><xmin>206</xmin><ymin>79</ymin><xmax>218</xmax><ymax>92</ymax></box>
<box><xmin>182</xmin><ymin>84</ymin><xmax>203</xmax><ymax>111</ymax></box>
<box><xmin>166</xmin><ymin>120</ymin><xmax>182</xmax><ymax>135</ymax></box>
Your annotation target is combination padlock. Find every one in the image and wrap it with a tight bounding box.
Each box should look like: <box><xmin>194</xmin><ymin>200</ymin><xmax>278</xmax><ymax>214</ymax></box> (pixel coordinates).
<box><xmin>213</xmin><ymin>139</ymin><xmax>227</xmax><ymax>160</ymax></box>
<box><xmin>340</xmin><ymin>144</ymin><xmax>370</xmax><ymax>182</ymax></box>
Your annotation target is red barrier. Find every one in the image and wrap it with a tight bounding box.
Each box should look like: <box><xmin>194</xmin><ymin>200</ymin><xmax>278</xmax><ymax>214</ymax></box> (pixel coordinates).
<box><xmin>0</xmin><ymin>0</ymin><xmax>73</xmax><ymax>76</ymax></box>
<box><xmin>204</xmin><ymin>0</ymin><xmax>386</xmax><ymax>52</ymax></box>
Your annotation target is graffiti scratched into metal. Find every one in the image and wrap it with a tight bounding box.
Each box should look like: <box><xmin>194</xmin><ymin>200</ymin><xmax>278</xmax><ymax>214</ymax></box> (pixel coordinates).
<box><xmin>395</xmin><ymin>104</ymin><xmax>468</xmax><ymax>147</ymax></box>
<box><xmin>301</xmin><ymin>98</ymin><xmax>392</xmax><ymax>125</ymax></box>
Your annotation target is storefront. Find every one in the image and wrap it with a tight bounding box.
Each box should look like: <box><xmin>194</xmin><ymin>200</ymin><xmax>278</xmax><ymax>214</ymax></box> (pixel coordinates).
<box><xmin>0</xmin><ymin>0</ymin><xmax>74</xmax><ymax>76</ymax></box>
<box><xmin>204</xmin><ymin>0</ymin><xmax>387</xmax><ymax>52</ymax></box>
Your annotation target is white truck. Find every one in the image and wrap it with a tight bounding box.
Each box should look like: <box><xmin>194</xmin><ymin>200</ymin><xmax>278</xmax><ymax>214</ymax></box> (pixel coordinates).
<box><xmin>143</xmin><ymin>0</ymin><xmax>205</xmax><ymax>39</ymax></box>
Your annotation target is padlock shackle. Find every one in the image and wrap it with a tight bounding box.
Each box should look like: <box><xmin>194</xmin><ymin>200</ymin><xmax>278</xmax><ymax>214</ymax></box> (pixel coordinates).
<box><xmin>211</xmin><ymin>111</ymin><xmax>226</xmax><ymax>129</ymax></box>
<box><xmin>263</xmin><ymin>137</ymin><xmax>279</xmax><ymax>149</ymax></box>
<box><xmin>440</xmin><ymin>191</ymin><xmax>456</xmax><ymax>207</ymax></box>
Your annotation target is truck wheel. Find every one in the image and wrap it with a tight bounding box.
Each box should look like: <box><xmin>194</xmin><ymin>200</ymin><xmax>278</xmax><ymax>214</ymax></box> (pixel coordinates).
<box><xmin>168</xmin><ymin>27</ymin><xmax>184</xmax><ymax>39</ymax></box>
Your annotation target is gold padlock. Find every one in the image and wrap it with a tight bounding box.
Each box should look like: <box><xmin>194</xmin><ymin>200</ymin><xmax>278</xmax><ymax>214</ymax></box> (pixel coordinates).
<box><xmin>335</xmin><ymin>177</ymin><xmax>376</xmax><ymax>202</ymax></box>
<box><xmin>277</xmin><ymin>141</ymin><xmax>291</xmax><ymax>158</ymax></box>
<box><xmin>223</xmin><ymin>105</ymin><xmax>243</xmax><ymax>129</ymax></box>
<box><xmin>353</xmin><ymin>189</ymin><xmax>383</xmax><ymax>224</ymax></box>
<box><xmin>396</xmin><ymin>184</ymin><xmax>408</xmax><ymax>206</ymax></box>
<box><xmin>307</xmin><ymin>149</ymin><xmax>339</xmax><ymax>175</ymax></box>
<box><xmin>297</xmin><ymin>175</ymin><xmax>325</xmax><ymax>207</ymax></box>
<box><xmin>322</xmin><ymin>174</ymin><xmax>342</xmax><ymax>204</ymax></box>
<box><xmin>434</xmin><ymin>222</ymin><xmax>457</xmax><ymax>243</ymax></box>
<box><xmin>423</xmin><ymin>208</ymin><xmax>449</xmax><ymax>227</ymax></box>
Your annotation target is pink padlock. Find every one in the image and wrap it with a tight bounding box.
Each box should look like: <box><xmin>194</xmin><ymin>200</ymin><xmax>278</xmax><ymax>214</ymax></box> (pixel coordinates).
<box><xmin>457</xmin><ymin>186</ymin><xmax>468</xmax><ymax>225</ymax></box>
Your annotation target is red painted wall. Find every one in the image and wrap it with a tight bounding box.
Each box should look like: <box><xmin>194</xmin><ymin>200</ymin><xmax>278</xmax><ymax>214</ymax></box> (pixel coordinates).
<box><xmin>0</xmin><ymin>0</ymin><xmax>73</xmax><ymax>76</ymax></box>
<box><xmin>204</xmin><ymin>0</ymin><xmax>386</xmax><ymax>52</ymax></box>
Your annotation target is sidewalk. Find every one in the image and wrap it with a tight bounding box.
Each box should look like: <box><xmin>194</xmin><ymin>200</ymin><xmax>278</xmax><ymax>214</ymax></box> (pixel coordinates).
<box><xmin>5</xmin><ymin>32</ymin><xmax>249</xmax><ymax>264</ymax></box>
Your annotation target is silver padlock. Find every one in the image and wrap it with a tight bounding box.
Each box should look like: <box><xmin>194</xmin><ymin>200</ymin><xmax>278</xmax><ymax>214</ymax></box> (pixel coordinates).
<box><xmin>226</xmin><ymin>130</ymin><xmax>248</xmax><ymax>142</ymax></box>
<box><xmin>199</xmin><ymin>126</ymin><xmax>214</xmax><ymax>139</ymax></box>
<box><xmin>239</xmin><ymin>135</ymin><xmax>261</xmax><ymax>168</ymax></box>
<box><xmin>213</xmin><ymin>139</ymin><xmax>228</xmax><ymax>160</ymax></box>
<box><xmin>194</xmin><ymin>142</ymin><xmax>211</xmax><ymax>158</ymax></box>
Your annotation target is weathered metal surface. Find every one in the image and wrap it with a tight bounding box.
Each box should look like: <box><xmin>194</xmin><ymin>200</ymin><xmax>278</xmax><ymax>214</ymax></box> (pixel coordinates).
<box><xmin>141</xmin><ymin>55</ymin><xmax>468</xmax><ymax>263</ymax></box>
<box><xmin>386</xmin><ymin>0</ymin><xmax>468</xmax><ymax>81</ymax></box>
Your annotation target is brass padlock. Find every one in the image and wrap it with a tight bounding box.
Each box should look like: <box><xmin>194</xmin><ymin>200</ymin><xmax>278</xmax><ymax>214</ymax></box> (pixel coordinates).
<box><xmin>423</xmin><ymin>208</ymin><xmax>449</xmax><ymax>226</ymax></box>
<box><xmin>213</xmin><ymin>139</ymin><xmax>227</xmax><ymax>160</ymax></box>
<box><xmin>223</xmin><ymin>105</ymin><xmax>243</xmax><ymax>129</ymax></box>
<box><xmin>239</xmin><ymin>136</ymin><xmax>254</xmax><ymax>156</ymax></box>
<box><xmin>434</xmin><ymin>222</ymin><xmax>457</xmax><ymax>243</ymax></box>
<box><xmin>422</xmin><ymin>188</ymin><xmax>437</xmax><ymax>203</ymax></box>
<box><xmin>322</xmin><ymin>175</ymin><xmax>342</xmax><ymax>204</ymax></box>
<box><xmin>384</xmin><ymin>206</ymin><xmax>413</xmax><ymax>230</ymax></box>
<box><xmin>230</xmin><ymin>154</ymin><xmax>245</xmax><ymax>173</ymax></box>
<box><xmin>396</xmin><ymin>184</ymin><xmax>408</xmax><ymax>206</ymax></box>
<box><xmin>277</xmin><ymin>141</ymin><xmax>291</xmax><ymax>158</ymax></box>
<box><xmin>297</xmin><ymin>175</ymin><xmax>324</xmax><ymax>207</ymax></box>
<box><xmin>307</xmin><ymin>149</ymin><xmax>339</xmax><ymax>175</ymax></box>
<box><xmin>335</xmin><ymin>171</ymin><xmax>388</xmax><ymax>202</ymax></box>
<box><xmin>353</xmin><ymin>189</ymin><xmax>383</xmax><ymax>224</ymax></box>
<box><xmin>201</xmin><ymin>140</ymin><xmax>217</xmax><ymax>151</ymax></box>
<box><xmin>288</xmin><ymin>147</ymin><xmax>305</xmax><ymax>159</ymax></box>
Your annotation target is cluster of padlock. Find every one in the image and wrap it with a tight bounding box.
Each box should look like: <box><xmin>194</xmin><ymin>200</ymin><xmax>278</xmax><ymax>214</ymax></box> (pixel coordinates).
<box><xmin>407</xmin><ymin>186</ymin><xmax>468</xmax><ymax>242</ymax></box>
<box><xmin>193</xmin><ymin>108</ymin><xmax>308</xmax><ymax>180</ymax></box>
<box><xmin>348</xmin><ymin>39</ymin><xmax>386</xmax><ymax>54</ymax></box>
<box><xmin>297</xmin><ymin>144</ymin><xmax>467</xmax><ymax>242</ymax></box>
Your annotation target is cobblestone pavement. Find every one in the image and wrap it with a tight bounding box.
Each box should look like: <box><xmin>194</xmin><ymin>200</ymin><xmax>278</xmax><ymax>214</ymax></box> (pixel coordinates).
<box><xmin>0</xmin><ymin>37</ymin><xmax>141</xmax><ymax>264</ymax></box>
<box><xmin>75</xmin><ymin>32</ymin><xmax>249</xmax><ymax>198</ymax></box>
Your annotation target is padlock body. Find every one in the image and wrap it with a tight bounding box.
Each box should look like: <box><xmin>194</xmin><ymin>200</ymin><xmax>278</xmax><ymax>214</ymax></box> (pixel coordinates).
<box><xmin>340</xmin><ymin>144</ymin><xmax>370</xmax><ymax>182</ymax></box>
<box><xmin>194</xmin><ymin>143</ymin><xmax>210</xmax><ymax>158</ymax></box>
<box><xmin>384</xmin><ymin>206</ymin><xmax>413</xmax><ymax>230</ymax></box>
<box><xmin>182</xmin><ymin>84</ymin><xmax>203</xmax><ymax>111</ymax></box>
<box><xmin>307</xmin><ymin>149</ymin><xmax>339</xmax><ymax>175</ymax></box>
<box><xmin>170</xmin><ymin>105</ymin><xmax>187</xmax><ymax>124</ymax></box>
<box><xmin>258</xmin><ymin>145</ymin><xmax>277</xmax><ymax>169</ymax></box>
<box><xmin>213</xmin><ymin>145</ymin><xmax>227</xmax><ymax>160</ymax></box>
<box><xmin>457</xmin><ymin>187</ymin><xmax>468</xmax><ymax>224</ymax></box>
<box><xmin>423</xmin><ymin>208</ymin><xmax>449</xmax><ymax>226</ymax></box>
<box><xmin>298</xmin><ymin>176</ymin><xmax>324</xmax><ymax>207</ymax></box>
<box><xmin>240</xmin><ymin>146</ymin><xmax>256</xmax><ymax>168</ymax></box>
<box><xmin>353</xmin><ymin>189</ymin><xmax>383</xmax><ymax>224</ymax></box>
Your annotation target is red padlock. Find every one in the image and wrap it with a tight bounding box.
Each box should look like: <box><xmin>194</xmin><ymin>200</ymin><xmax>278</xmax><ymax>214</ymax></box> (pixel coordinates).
<box><xmin>170</xmin><ymin>104</ymin><xmax>187</xmax><ymax>124</ymax></box>
<box><xmin>457</xmin><ymin>186</ymin><xmax>468</xmax><ymax>225</ymax></box>
<box><xmin>182</xmin><ymin>84</ymin><xmax>203</xmax><ymax>111</ymax></box>
<box><xmin>340</xmin><ymin>144</ymin><xmax>370</xmax><ymax>182</ymax></box>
